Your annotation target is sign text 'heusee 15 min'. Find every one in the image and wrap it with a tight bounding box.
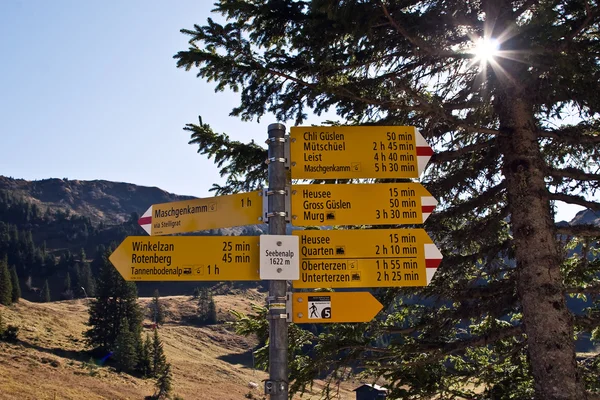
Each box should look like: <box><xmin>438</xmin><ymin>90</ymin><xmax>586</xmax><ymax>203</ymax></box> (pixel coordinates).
<box><xmin>292</xmin><ymin>229</ymin><xmax>442</xmax><ymax>289</ymax></box>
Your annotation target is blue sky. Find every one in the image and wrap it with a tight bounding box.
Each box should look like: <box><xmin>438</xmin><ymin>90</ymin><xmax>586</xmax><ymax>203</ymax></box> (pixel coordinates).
<box><xmin>0</xmin><ymin>1</ymin><xmax>302</xmax><ymax>194</ymax></box>
<box><xmin>0</xmin><ymin>1</ymin><xmax>585</xmax><ymax>222</ymax></box>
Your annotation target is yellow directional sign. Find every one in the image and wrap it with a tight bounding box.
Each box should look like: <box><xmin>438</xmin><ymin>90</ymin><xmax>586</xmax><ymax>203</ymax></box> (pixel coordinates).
<box><xmin>291</xmin><ymin>183</ymin><xmax>437</xmax><ymax>227</ymax></box>
<box><xmin>291</xmin><ymin>292</ymin><xmax>383</xmax><ymax>324</ymax></box>
<box><xmin>138</xmin><ymin>191</ymin><xmax>263</xmax><ymax>236</ymax></box>
<box><xmin>292</xmin><ymin>229</ymin><xmax>442</xmax><ymax>289</ymax></box>
<box><xmin>109</xmin><ymin>236</ymin><xmax>260</xmax><ymax>281</ymax></box>
<box><xmin>290</xmin><ymin>126</ymin><xmax>433</xmax><ymax>179</ymax></box>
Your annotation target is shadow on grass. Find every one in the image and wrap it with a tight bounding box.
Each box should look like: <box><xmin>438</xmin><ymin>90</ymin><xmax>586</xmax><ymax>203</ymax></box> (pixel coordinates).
<box><xmin>217</xmin><ymin>348</ymin><xmax>256</xmax><ymax>369</ymax></box>
<box><xmin>16</xmin><ymin>339</ymin><xmax>92</xmax><ymax>363</ymax></box>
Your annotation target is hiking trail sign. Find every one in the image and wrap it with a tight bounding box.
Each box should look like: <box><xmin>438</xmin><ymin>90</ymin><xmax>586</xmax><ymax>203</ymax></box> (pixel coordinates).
<box><xmin>138</xmin><ymin>191</ymin><xmax>262</xmax><ymax>236</ymax></box>
<box><xmin>290</xmin><ymin>291</ymin><xmax>383</xmax><ymax>324</ymax></box>
<box><xmin>109</xmin><ymin>236</ymin><xmax>260</xmax><ymax>281</ymax></box>
<box><xmin>290</xmin><ymin>126</ymin><xmax>433</xmax><ymax>180</ymax></box>
<box><xmin>290</xmin><ymin>183</ymin><xmax>437</xmax><ymax>227</ymax></box>
<box><xmin>292</xmin><ymin>229</ymin><xmax>442</xmax><ymax>289</ymax></box>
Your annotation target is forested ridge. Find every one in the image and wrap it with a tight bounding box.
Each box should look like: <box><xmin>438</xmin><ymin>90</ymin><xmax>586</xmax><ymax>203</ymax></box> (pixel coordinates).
<box><xmin>0</xmin><ymin>176</ymin><xmax>269</xmax><ymax>301</ymax></box>
<box><xmin>0</xmin><ymin>185</ymin><xmax>143</xmax><ymax>302</ymax></box>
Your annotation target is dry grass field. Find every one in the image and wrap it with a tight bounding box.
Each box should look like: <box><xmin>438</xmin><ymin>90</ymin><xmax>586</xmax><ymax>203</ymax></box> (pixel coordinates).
<box><xmin>0</xmin><ymin>291</ymin><xmax>357</xmax><ymax>400</ymax></box>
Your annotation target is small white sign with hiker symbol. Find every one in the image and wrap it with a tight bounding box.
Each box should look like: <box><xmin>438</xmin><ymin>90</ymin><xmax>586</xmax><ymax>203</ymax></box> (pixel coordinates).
<box><xmin>308</xmin><ymin>296</ymin><xmax>331</xmax><ymax>319</ymax></box>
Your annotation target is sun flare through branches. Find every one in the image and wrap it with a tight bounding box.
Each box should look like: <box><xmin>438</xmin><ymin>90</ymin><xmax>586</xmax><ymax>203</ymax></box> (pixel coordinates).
<box><xmin>472</xmin><ymin>37</ymin><xmax>500</xmax><ymax>64</ymax></box>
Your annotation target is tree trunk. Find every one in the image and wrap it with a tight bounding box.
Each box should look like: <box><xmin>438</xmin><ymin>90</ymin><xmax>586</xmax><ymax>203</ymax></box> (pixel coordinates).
<box><xmin>485</xmin><ymin>2</ymin><xmax>585</xmax><ymax>396</ymax></box>
<box><xmin>498</xmin><ymin>96</ymin><xmax>585</xmax><ymax>399</ymax></box>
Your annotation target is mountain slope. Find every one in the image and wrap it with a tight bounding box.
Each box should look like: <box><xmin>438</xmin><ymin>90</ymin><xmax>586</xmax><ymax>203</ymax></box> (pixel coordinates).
<box><xmin>0</xmin><ymin>176</ymin><xmax>194</xmax><ymax>225</ymax></box>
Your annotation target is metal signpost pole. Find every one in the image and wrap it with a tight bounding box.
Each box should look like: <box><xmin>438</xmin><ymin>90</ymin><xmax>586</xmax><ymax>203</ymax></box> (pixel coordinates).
<box><xmin>266</xmin><ymin>123</ymin><xmax>288</xmax><ymax>399</ymax></box>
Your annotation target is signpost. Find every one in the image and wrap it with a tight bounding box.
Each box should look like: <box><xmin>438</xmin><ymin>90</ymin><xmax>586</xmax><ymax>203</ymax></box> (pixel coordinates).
<box><xmin>293</xmin><ymin>229</ymin><xmax>442</xmax><ymax>289</ymax></box>
<box><xmin>111</xmin><ymin>124</ymin><xmax>440</xmax><ymax>399</ymax></box>
<box><xmin>138</xmin><ymin>191</ymin><xmax>263</xmax><ymax>236</ymax></box>
<box><xmin>290</xmin><ymin>126</ymin><xmax>433</xmax><ymax>179</ymax></box>
<box><xmin>291</xmin><ymin>183</ymin><xmax>437</xmax><ymax>227</ymax></box>
<box><xmin>109</xmin><ymin>236</ymin><xmax>259</xmax><ymax>281</ymax></box>
<box><xmin>290</xmin><ymin>291</ymin><xmax>383</xmax><ymax>324</ymax></box>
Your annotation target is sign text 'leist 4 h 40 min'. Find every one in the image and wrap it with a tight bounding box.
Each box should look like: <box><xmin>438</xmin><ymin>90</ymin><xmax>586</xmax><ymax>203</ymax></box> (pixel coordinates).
<box><xmin>110</xmin><ymin>124</ymin><xmax>441</xmax><ymax>327</ymax></box>
<box><xmin>290</xmin><ymin>126</ymin><xmax>433</xmax><ymax>179</ymax></box>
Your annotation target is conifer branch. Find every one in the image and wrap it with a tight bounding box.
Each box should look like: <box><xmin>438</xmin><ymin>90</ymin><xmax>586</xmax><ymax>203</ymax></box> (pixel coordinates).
<box><xmin>560</xmin><ymin>4</ymin><xmax>600</xmax><ymax>49</ymax></box>
<box><xmin>549</xmin><ymin>193</ymin><xmax>600</xmax><ymax>211</ymax></box>
<box><xmin>566</xmin><ymin>283</ymin><xmax>600</xmax><ymax>294</ymax></box>
<box><xmin>390</xmin><ymin>77</ymin><xmax>501</xmax><ymax>135</ymax></box>
<box><xmin>441</xmin><ymin>240</ymin><xmax>513</xmax><ymax>269</ymax></box>
<box><xmin>433</xmin><ymin>183</ymin><xmax>506</xmax><ymax>217</ymax></box>
<box><xmin>431</xmin><ymin>139</ymin><xmax>497</xmax><ymax>163</ymax></box>
<box><xmin>512</xmin><ymin>0</ymin><xmax>539</xmax><ymax>19</ymax></box>
<box><xmin>556</xmin><ymin>224</ymin><xmax>600</xmax><ymax>237</ymax></box>
<box><xmin>380</xmin><ymin>325</ymin><xmax>525</xmax><ymax>368</ymax></box>
<box><xmin>540</xmin><ymin>125</ymin><xmax>600</xmax><ymax>144</ymax></box>
<box><xmin>420</xmin><ymin>324</ymin><xmax>524</xmax><ymax>354</ymax></box>
<box><xmin>379</xmin><ymin>2</ymin><xmax>460</xmax><ymax>58</ymax></box>
<box><xmin>385</xmin><ymin>281</ymin><xmax>517</xmax><ymax>338</ymax></box>
<box><xmin>333</xmin><ymin>324</ymin><xmax>525</xmax><ymax>367</ymax></box>
<box><xmin>574</xmin><ymin>314</ymin><xmax>600</xmax><ymax>331</ymax></box>
<box><xmin>184</xmin><ymin>118</ymin><xmax>267</xmax><ymax>194</ymax></box>
<box><xmin>549</xmin><ymin>167</ymin><xmax>600</xmax><ymax>182</ymax></box>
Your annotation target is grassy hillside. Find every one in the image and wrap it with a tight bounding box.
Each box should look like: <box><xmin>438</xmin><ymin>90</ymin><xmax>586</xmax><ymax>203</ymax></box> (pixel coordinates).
<box><xmin>0</xmin><ymin>292</ymin><xmax>357</xmax><ymax>400</ymax></box>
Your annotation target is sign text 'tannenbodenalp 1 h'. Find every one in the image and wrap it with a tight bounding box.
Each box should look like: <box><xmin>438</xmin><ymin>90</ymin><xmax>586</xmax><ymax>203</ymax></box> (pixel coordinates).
<box><xmin>109</xmin><ymin>236</ymin><xmax>260</xmax><ymax>281</ymax></box>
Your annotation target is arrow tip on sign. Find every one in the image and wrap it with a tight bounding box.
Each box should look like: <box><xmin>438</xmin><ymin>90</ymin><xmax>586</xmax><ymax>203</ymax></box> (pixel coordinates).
<box><xmin>414</xmin><ymin>128</ymin><xmax>434</xmax><ymax>177</ymax></box>
<box><xmin>369</xmin><ymin>294</ymin><xmax>384</xmax><ymax>318</ymax></box>
<box><xmin>108</xmin><ymin>242</ymin><xmax>127</xmax><ymax>281</ymax></box>
<box><xmin>425</xmin><ymin>243</ymin><xmax>442</xmax><ymax>285</ymax></box>
<box><xmin>421</xmin><ymin>197</ymin><xmax>438</xmax><ymax>222</ymax></box>
<box><xmin>138</xmin><ymin>206</ymin><xmax>152</xmax><ymax>235</ymax></box>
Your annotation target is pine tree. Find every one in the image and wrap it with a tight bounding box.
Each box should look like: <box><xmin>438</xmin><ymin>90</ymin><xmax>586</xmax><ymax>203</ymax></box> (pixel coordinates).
<box><xmin>41</xmin><ymin>280</ymin><xmax>50</xmax><ymax>303</ymax></box>
<box><xmin>85</xmin><ymin>249</ymin><xmax>142</xmax><ymax>353</ymax></box>
<box><xmin>151</xmin><ymin>289</ymin><xmax>165</xmax><ymax>326</ymax></box>
<box><xmin>0</xmin><ymin>311</ymin><xmax>5</xmax><ymax>336</ymax></box>
<box><xmin>114</xmin><ymin>318</ymin><xmax>138</xmax><ymax>372</ymax></box>
<box><xmin>137</xmin><ymin>332</ymin><xmax>152</xmax><ymax>377</ymax></box>
<box><xmin>151</xmin><ymin>328</ymin><xmax>167</xmax><ymax>378</ymax></box>
<box><xmin>9</xmin><ymin>266</ymin><xmax>20</xmax><ymax>303</ymax></box>
<box><xmin>0</xmin><ymin>257</ymin><xmax>13</xmax><ymax>306</ymax></box>
<box><xmin>64</xmin><ymin>272</ymin><xmax>71</xmax><ymax>292</ymax></box>
<box><xmin>197</xmin><ymin>289</ymin><xmax>206</xmax><ymax>318</ymax></box>
<box><xmin>78</xmin><ymin>248</ymin><xmax>86</xmax><ymax>264</ymax></box>
<box><xmin>192</xmin><ymin>287</ymin><xmax>201</xmax><ymax>299</ymax></box>
<box><xmin>197</xmin><ymin>288</ymin><xmax>217</xmax><ymax>324</ymax></box>
<box><xmin>154</xmin><ymin>362</ymin><xmax>173</xmax><ymax>400</ymax></box>
<box><xmin>206</xmin><ymin>296</ymin><xmax>217</xmax><ymax>325</ymax></box>
<box><xmin>62</xmin><ymin>271</ymin><xmax>73</xmax><ymax>300</ymax></box>
<box><xmin>77</xmin><ymin>262</ymin><xmax>96</xmax><ymax>298</ymax></box>
<box><xmin>175</xmin><ymin>2</ymin><xmax>600</xmax><ymax>399</ymax></box>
